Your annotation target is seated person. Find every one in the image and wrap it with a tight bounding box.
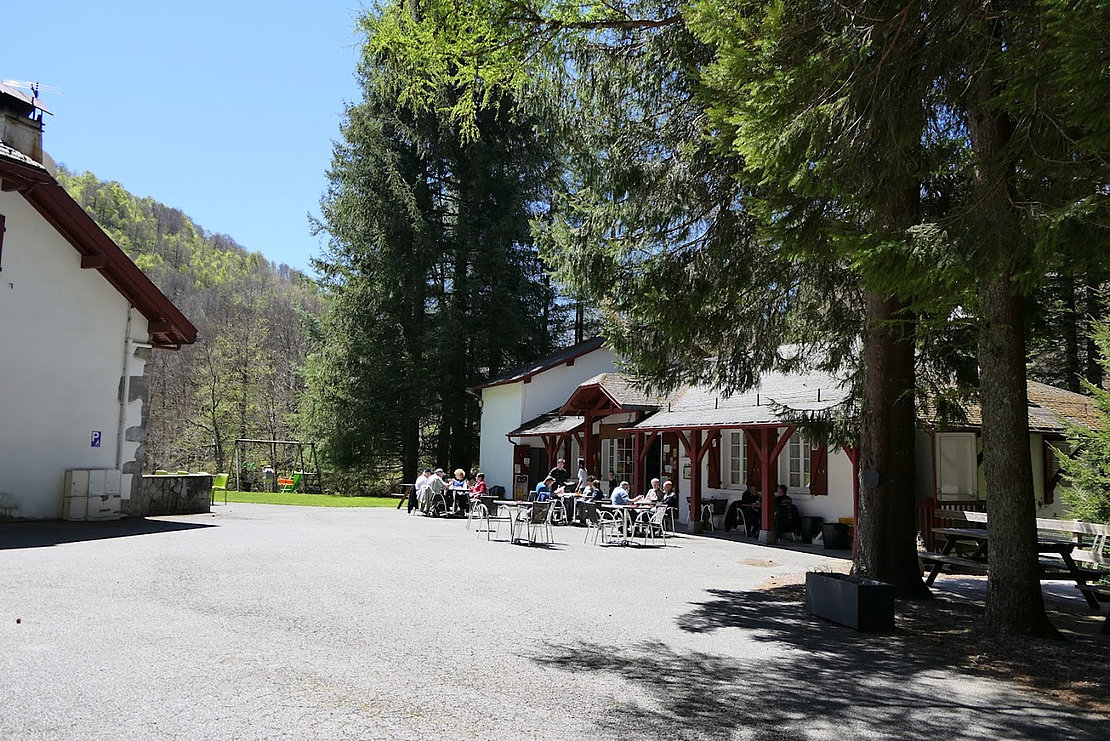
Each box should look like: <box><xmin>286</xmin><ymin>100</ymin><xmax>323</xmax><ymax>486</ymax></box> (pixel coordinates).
<box><xmin>448</xmin><ymin>468</ymin><xmax>470</xmax><ymax>513</ymax></box>
<box><xmin>773</xmin><ymin>483</ymin><xmax>802</xmax><ymax>538</ymax></box>
<box><xmin>659</xmin><ymin>480</ymin><xmax>679</xmax><ymax>510</ymax></box>
<box><xmin>633</xmin><ymin>477</ymin><xmax>663</xmax><ymax>504</ymax></box>
<box><xmin>422</xmin><ymin>469</ymin><xmax>448</xmax><ymax>515</ymax></box>
<box><xmin>740</xmin><ymin>482</ymin><xmax>761</xmax><ymax>536</ymax></box>
<box><xmin>582</xmin><ymin>477</ymin><xmax>605</xmax><ymax>501</ymax></box>
<box><xmin>532</xmin><ymin>476</ymin><xmax>556</xmax><ymax>502</ymax></box>
<box><xmin>611</xmin><ymin>480</ymin><xmax>631</xmax><ymax>505</ymax></box>
<box><xmin>469</xmin><ymin>472</ymin><xmax>488</xmax><ymax>501</ymax></box>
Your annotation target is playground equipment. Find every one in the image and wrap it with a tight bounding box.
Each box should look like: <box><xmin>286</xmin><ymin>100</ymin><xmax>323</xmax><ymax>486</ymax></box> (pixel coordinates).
<box><xmin>233</xmin><ymin>439</ymin><xmax>323</xmax><ymax>494</ymax></box>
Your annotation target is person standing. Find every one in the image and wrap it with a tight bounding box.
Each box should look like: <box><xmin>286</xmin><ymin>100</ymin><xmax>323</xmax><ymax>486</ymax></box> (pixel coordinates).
<box><xmin>548</xmin><ymin>458</ymin><xmax>570</xmax><ymax>488</ymax></box>
<box><xmin>606</xmin><ymin>471</ymin><xmax>618</xmax><ymax>496</ymax></box>
<box><xmin>576</xmin><ymin>458</ymin><xmax>588</xmax><ymax>493</ymax></box>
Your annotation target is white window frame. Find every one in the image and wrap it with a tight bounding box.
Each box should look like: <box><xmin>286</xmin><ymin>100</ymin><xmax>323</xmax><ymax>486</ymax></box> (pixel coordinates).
<box><xmin>603</xmin><ymin>438</ymin><xmax>634</xmax><ymax>481</ymax></box>
<box><xmin>788</xmin><ymin>434</ymin><xmax>810</xmax><ymax>489</ymax></box>
<box><xmin>728</xmin><ymin>431</ymin><xmax>746</xmax><ymax>486</ymax></box>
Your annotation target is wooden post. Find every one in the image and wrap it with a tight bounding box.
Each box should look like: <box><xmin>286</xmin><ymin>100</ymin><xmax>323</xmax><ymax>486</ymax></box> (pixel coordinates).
<box><xmin>690</xmin><ymin>429</ymin><xmax>703</xmax><ymax>533</ymax></box>
<box><xmin>632</xmin><ymin>432</ymin><xmax>642</xmax><ymax>494</ymax></box>
<box><xmin>583</xmin><ymin>410</ymin><xmax>595</xmax><ymax>483</ymax></box>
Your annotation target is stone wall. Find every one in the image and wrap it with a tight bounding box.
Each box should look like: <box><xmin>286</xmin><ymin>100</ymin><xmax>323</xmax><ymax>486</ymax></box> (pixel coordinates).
<box><xmin>130</xmin><ymin>474</ymin><xmax>212</xmax><ymax>516</ymax></box>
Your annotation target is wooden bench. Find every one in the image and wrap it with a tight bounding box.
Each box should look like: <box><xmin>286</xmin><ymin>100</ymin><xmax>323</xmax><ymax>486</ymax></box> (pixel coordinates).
<box><xmin>1076</xmin><ymin>584</ymin><xmax>1110</xmax><ymax>634</ymax></box>
<box><xmin>919</xmin><ymin>551</ymin><xmax>989</xmax><ymax>585</ymax></box>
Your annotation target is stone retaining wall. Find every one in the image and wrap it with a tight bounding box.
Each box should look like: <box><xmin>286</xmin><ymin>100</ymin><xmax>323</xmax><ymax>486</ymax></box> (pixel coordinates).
<box><xmin>130</xmin><ymin>474</ymin><xmax>212</xmax><ymax>516</ymax></box>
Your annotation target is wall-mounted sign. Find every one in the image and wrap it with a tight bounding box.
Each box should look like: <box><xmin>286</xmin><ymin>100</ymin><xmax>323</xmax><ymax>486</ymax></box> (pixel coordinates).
<box><xmin>682</xmin><ymin>462</ymin><xmax>691</xmax><ymax>479</ymax></box>
<box><xmin>90</xmin><ymin>431</ymin><xmax>102</xmax><ymax>448</ymax></box>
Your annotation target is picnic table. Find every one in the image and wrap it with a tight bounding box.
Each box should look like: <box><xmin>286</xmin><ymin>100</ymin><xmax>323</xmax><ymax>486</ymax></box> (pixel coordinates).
<box><xmin>922</xmin><ymin>526</ymin><xmax>1100</xmax><ymax>608</ymax></box>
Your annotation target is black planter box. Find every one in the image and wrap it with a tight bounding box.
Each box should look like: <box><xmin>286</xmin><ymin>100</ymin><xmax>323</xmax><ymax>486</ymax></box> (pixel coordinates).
<box><xmin>805</xmin><ymin>572</ymin><xmax>895</xmax><ymax>631</ymax></box>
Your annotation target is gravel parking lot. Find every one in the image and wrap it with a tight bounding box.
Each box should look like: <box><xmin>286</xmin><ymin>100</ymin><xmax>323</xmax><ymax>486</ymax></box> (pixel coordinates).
<box><xmin>2</xmin><ymin>504</ymin><xmax>1106</xmax><ymax>740</ymax></box>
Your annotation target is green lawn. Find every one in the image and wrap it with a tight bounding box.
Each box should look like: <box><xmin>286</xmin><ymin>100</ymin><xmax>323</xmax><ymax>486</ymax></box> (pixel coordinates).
<box><xmin>222</xmin><ymin>490</ymin><xmax>400</xmax><ymax>507</ymax></box>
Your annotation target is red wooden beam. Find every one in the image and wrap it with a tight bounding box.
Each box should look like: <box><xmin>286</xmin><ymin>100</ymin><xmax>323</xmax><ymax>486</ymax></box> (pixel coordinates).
<box><xmin>690</xmin><ymin>429</ymin><xmax>703</xmax><ymax>531</ymax></box>
<box><xmin>81</xmin><ymin>253</ymin><xmax>108</xmax><ymax>269</ymax></box>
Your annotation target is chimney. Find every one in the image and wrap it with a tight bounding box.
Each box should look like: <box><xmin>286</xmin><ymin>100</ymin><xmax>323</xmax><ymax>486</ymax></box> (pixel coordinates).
<box><xmin>0</xmin><ymin>82</ymin><xmax>49</xmax><ymax>164</ymax></box>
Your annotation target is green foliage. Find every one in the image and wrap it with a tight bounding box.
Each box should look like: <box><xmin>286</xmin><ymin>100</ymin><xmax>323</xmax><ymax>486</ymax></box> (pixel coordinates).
<box><xmin>1059</xmin><ymin>321</ymin><xmax>1110</xmax><ymax>524</ymax></box>
<box><xmin>305</xmin><ymin>5</ymin><xmax>570</xmax><ymax>482</ymax></box>
<box><xmin>56</xmin><ymin>166</ymin><xmax>322</xmax><ymax>474</ymax></box>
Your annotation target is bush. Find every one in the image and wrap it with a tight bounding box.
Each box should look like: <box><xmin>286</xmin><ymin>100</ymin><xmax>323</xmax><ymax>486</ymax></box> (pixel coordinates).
<box><xmin>318</xmin><ymin>469</ymin><xmax>397</xmax><ymax>497</ymax></box>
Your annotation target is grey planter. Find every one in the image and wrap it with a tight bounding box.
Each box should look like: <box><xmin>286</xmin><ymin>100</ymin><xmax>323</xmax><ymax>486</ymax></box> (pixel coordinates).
<box><xmin>805</xmin><ymin>572</ymin><xmax>895</xmax><ymax>631</ymax></box>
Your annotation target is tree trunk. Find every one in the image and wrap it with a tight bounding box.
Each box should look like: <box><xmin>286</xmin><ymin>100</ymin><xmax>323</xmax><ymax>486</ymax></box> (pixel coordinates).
<box><xmin>1086</xmin><ymin>279</ymin><xmax>1104</xmax><ymax>388</ymax></box>
<box><xmin>855</xmin><ymin>293</ymin><xmax>931</xmax><ymax>598</ymax></box>
<box><xmin>968</xmin><ymin>29</ymin><xmax>1055</xmax><ymax>631</ymax></box>
<box><xmin>979</xmin><ymin>271</ymin><xmax>1055</xmax><ymax>635</ymax></box>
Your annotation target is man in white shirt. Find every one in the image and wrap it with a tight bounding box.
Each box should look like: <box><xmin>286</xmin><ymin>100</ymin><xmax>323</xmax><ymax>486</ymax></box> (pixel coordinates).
<box><xmin>634</xmin><ymin>477</ymin><xmax>662</xmax><ymax>504</ymax></box>
<box><xmin>423</xmin><ymin>468</ymin><xmax>448</xmax><ymax>515</ymax></box>
<box><xmin>411</xmin><ymin>467</ymin><xmax>432</xmax><ymax>513</ymax></box>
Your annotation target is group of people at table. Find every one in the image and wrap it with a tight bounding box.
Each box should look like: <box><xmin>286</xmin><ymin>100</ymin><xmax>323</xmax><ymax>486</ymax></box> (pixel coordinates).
<box><xmin>409</xmin><ymin>457</ymin><xmax>803</xmax><ymax>539</ymax></box>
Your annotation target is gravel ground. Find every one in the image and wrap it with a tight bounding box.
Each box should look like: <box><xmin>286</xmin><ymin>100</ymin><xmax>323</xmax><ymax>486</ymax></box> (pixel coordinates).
<box><xmin>2</xmin><ymin>504</ymin><xmax>1106</xmax><ymax>740</ymax></box>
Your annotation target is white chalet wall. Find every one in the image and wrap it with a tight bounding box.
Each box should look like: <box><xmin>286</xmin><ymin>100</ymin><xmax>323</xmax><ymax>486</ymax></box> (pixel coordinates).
<box><xmin>476</xmin><ymin>347</ymin><xmax>617</xmax><ymax>491</ymax></box>
<box><xmin>519</xmin><ymin>349</ymin><xmax>617</xmax><ymax>420</ymax></box>
<box><xmin>476</xmin><ymin>383</ymin><xmax>523</xmax><ymax>491</ymax></box>
<box><xmin>0</xmin><ymin>191</ymin><xmax>148</xmax><ymax>518</ymax></box>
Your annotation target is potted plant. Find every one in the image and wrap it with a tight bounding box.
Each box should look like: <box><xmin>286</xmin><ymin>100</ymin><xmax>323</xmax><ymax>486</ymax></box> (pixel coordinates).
<box><xmin>805</xmin><ymin>571</ymin><xmax>895</xmax><ymax>631</ymax></box>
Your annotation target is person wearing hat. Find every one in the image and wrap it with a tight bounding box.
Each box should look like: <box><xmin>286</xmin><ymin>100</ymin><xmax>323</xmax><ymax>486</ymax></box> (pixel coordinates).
<box><xmin>422</xmin><ymin>468</ymin><xmax>448</xmax><ymax>515</ymax></box>
<box><xmin>411</xmin><ymin>467</ymin><xmax>432</xmax><ymax>514</ymax></box>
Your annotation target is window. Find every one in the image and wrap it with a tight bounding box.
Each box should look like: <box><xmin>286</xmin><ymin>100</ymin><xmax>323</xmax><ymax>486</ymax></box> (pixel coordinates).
<box><xmin>788</xmin><ymin>435</ymin><xmax>810</xmax><ymax>488</ymax></box>
<box><xmin>729</xmin><ymin>432</ymin><xmax>746</xmax><ymax>485</ymax></box>
<box><xmin>937</xmin><ymin>433</ymin><xmax>977</xmax><ymax>499</ymax></box>
<box><xmin>604</xmin><ymin>437</ymin><xmax>633</xmax><ymax>481</ymax></box>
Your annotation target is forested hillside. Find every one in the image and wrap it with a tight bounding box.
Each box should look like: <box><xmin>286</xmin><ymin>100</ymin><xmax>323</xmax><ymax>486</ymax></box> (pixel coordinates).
<box><xmin>58</xmin><ymin>167</ymin><xmax>321</xmax><ymax>475</ymax></box>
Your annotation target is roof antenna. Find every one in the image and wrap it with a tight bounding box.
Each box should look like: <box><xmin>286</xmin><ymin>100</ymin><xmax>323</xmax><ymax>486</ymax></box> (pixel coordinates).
<box><xmin>1</xmin><ymin>80</ymin><xmax>62</xmax><ymax>121</ymax></box>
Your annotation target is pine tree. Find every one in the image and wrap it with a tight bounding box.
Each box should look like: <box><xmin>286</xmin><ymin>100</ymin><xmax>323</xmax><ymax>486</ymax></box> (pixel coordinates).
<box><xmin>1059</xmin><ymin>321</ymin><xmax>1110</xmax><ymax>524</ymax></box>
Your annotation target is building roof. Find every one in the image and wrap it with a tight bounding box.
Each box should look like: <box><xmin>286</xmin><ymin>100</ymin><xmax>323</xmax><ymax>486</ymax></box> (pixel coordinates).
<box><xmin>561</xmin><ymin>372</ymin><xmax>669</xmax><ymax>414</ymax></box>
<box><xmin>0</xmin><ymin>146</ymin><xmax>196</xmax><ymax>348</ymax></box>
<box><xmin>939</xmin><ymin>381</ymin><xmax>1101</xmax><ymax>434</ymax></box>
<box><xmin>627</xmin><ymin>369</ymin><xmax>851</xmax><ymax>431</ymax></box>
<box><xmin>469</xmin><ymin>337</ymin><xmax>606</xmax><ymax>392</ymax></box>
<box><xmin>506</xmin><ymin>411</ymin><xmax>585</xmax><ymax>438</ymax></box>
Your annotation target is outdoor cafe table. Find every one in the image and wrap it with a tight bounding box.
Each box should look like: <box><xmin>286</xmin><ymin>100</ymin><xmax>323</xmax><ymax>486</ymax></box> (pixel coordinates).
<box><xmin>929</xmin><ymin>526</ymin><xmax>1099</xmax><ymax>608</ymax></box>
<box><xmin>490</xmin><ymin>500</ymin><xmax>536</xmax><ymax>543</ymax></box>
<box><xmin>598</xmin><ymin>503</ymin><xmax>654</xmax><ymax>545</ymax></box>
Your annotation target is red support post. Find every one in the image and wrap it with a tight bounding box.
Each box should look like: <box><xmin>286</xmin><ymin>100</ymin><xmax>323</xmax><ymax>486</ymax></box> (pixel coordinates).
<box><xmin>690</xmin><ymin>429</ymin><xmax>703</xmax><ymax>532</ymax></box>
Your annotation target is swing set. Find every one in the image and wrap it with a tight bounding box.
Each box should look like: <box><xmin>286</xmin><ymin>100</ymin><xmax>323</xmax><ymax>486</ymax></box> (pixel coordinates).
<box><xmin>234</xmin><ymin>439</ymin><xmax>323</xmax><ymax>494</ymax></box>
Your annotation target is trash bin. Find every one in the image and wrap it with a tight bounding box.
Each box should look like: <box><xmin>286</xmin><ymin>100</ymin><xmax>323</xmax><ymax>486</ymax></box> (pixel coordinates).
<box><xmin>822</xmin><ymin>522</ymin><xmax>852</xmax><ymax>550</ymax></box>
<box><xmin>800</xmin><ymin>516</ymin><xmax>824</xmax><ymax>544</ymax></box>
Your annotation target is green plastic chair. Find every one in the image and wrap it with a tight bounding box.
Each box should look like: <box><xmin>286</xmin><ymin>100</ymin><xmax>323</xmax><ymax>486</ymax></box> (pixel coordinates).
<box><xmin>278</xmin><ymin>472</ymin><xmax>302</xmax><ymax>493</ymax></box>
<box><xmin>212</xmin><ymin>473</ymin><xmax>229</xmax><ymax>505</ymax></box>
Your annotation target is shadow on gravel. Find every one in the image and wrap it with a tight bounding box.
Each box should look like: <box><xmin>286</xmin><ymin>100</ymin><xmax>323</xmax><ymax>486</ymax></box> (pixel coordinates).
<box><xmin>529</xmin><ymin>586</ymin><xmax>1109</xmax><ymax>740</ymax></box>
<box><xmin>0</xmin><ymin>517</ymin><xmax>214</xmax><ymax>550</ymax></box>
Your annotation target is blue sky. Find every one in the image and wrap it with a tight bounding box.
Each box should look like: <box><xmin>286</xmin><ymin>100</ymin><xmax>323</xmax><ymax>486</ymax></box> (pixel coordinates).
<box><xmin>3</xmin><ymin>1</ymin><xmax>365</xmax><ymax>272</ymax></box>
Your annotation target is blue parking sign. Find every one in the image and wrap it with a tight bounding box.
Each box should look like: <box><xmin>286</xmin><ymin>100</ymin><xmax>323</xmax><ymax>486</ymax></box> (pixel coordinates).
<box><xmin>91</xmin><ymin>431</ymin><xmax>102</xmax><ymax>448</ymax></box>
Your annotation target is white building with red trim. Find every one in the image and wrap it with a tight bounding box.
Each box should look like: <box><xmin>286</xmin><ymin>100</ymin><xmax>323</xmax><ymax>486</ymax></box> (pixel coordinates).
<box><xmin>473</xmin><ymin>338</ymin><xmax>1095</xmax><ymax>540</ymax></box>
<box><xmin>0</xmin><ymin>84</ymin><xmax>196</xmax><ymax>519</ymax></box>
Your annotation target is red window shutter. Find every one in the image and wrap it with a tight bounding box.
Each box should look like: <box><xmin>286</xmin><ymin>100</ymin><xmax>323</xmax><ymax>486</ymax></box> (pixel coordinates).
<box><xmin>707</xmin><ymin>437</ymin><xmax>722</xmax><ymax>488</ymax></box>
<box><xmin>747</xmin><ymin>449</ymin><xmax>761</xmax><ymax>489</ymax></box>
<box><xmin>809</xmin><ymin>444</ymin><xmax>829</xmax><ymax>495</ymax></box>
